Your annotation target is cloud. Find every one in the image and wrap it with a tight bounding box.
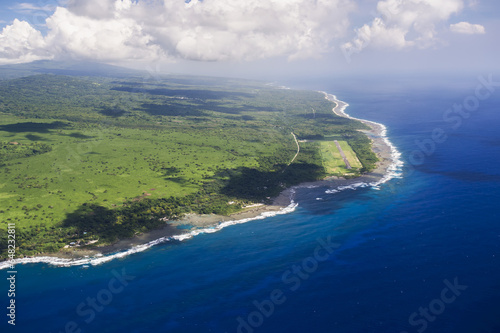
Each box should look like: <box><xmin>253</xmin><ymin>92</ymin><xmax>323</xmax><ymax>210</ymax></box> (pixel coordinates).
<box><xmin>44</xmin><ymin>7</ymin><xmax>164</xmax><ymax>62</ymax></box>
<box><xmin>2</xmin><ymin>0</ymin><xmax>481</xmax><ymax>66</ymax></box>
<box><xmin>0</xmin><ymin>0</ymin><xmax>356</xmax><ymax>65</ymax></box>
<box><xmin>141</xmin><ymin>0</ymin><xmax>355</xmax><ymax>61</ymax></box>
<box><xmin>0</xmin><ymin>19</ymin><xmax>52</xmax><ymax>64</ymax></box>
<box><xmin>450</xmin><ymin>21</ymin><xmax>485</xmax><ymax>34</ymax></box>
<box><xmin>342</xmin><ymin>0</ymin><xmax>465</xmax><ymax>56</ymax></box>
<box><xmin>65</xmin><ymin>0</ymin><xmax>117</xmax><ymax>20</ymax></box>
<box><xmin>9</xmin><ymin>2</ymin><xmax>59</xmax><ymax>14</ymax></box>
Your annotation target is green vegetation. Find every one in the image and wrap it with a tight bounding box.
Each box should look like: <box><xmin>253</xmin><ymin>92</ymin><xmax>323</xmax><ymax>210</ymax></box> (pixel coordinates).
<box><xmin>0</xmin><ymin>65</ymin><xmax>377</xmax><ymax>259</ymax></box>
<box><xmin>1</xmin><ymin>141</ymin><xmax>52</xmax><ymax>162</ymax></box>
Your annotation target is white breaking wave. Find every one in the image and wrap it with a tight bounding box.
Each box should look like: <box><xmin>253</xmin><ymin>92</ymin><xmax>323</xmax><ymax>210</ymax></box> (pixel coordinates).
<box><xmin>0</xmin><ymin>201</ymin><xmax>298</xmax><ymax>270</ymax></box>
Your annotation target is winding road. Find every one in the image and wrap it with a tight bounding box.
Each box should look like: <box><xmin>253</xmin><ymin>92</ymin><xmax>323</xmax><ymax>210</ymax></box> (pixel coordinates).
<box><xmin>283</xmin><ymin>132</ymin><xmax>300</xmax><ymax>172</ymax></box>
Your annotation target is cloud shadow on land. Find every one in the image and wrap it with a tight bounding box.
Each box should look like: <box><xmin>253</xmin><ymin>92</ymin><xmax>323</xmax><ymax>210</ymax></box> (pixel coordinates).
<box><xmin>25</xmin><ymin>134</ymin><xmax>47</xmax><ymax>141</ymax></box>
<box><xmin>99</xmin><ymin>106</ymin><xmax>129</xmax><ymax>117</ymax></box>
<box><xmin>66</xmin><ymin>132</ymin><xmax>95</xmax><ymax>139</ymax></box>
<box><xmin>138</xmin><ymin>103</ymin><xmax>207</xmax><ymax>117</ymax></box>
<box><xmin>61</xmin><ymin>204</ymin><xmax>133</xmax><ymax>244</ymax></box>
<box><xmin>61</xmin><ymin>202</ymin><xmax>166</xmax><ymax>244</ymax></box>
<box><xmin>137</xmin><ymin>99</ymin><xmax>281</xmax><ymax>117</ymax></box>
<box><xmin>111</xmin><ymin>86</ymin><xmax>253</xmax><ymax>100</ymax></box>
<box><xmin>0</xmin><ymin>121</ymin><xmax>69</xmax><ymax>133</ymax></box>
<box><xmin>219</xmin><ymin>163</ymin><xmax>325</xmax><ymax>201</ymax></box>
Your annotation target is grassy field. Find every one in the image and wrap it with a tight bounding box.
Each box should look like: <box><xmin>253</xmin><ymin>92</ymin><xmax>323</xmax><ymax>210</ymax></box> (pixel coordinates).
<box><xmin>0</xmin><ymin>119</ymin><xmax>261</xmax><ymax>229</ymax></box>
<box><xmin>319</xmin><ymin>140</ymin><xmax>362</xmax><ymax>176</ymax></box>
<box><xmin>0</xmin><ymin>63</ymin><xmax>378</xmax><ymax>257</ymax></box>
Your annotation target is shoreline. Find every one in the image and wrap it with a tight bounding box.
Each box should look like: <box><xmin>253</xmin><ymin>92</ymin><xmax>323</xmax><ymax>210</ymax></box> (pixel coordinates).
<box><xmin>0</xmin><ymin>92</ymin><xmax>402</xmax><ymax>269</ymax></box>
<box><xmin>274</xmin><ymin>92</ymin><xmax>402</xmax><ymax>206</ymax></box>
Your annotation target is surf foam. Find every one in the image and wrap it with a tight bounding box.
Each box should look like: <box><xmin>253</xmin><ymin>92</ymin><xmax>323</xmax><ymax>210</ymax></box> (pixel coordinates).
<box><xmin>0</xmin><ymin>202</ymin><xmax>298</xmax><ymax>269</ymax></box>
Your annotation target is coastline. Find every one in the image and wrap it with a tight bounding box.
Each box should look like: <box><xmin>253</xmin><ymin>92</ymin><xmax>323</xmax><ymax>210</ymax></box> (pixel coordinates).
<box><xmin>0</xmin><ymin>92</ymin><xmax>402</xmax><ymax>269</ymax></box>
<box><xmin>274</xmin><ymin>92</ymin><xmax>402</xmax><ymax>206</ymax></box>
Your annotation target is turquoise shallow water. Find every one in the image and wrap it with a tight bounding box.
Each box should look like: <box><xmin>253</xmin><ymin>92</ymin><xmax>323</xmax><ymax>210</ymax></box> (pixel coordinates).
<box><xmin>2</xmin><ymin>75</ymin><xmax>500</xmax><ymax>333</ymax></box>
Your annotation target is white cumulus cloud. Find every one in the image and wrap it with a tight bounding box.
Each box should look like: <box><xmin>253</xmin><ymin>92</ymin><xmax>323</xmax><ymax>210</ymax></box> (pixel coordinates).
<box><xmin>450</xmin><ymin>21</ymin><xmax>485</xmax><ymax>34</ymax></box>
<box><xmin>342</xmin><ymin>0</ymin><xmax>465</xmax><ymax>57</ymax></box>
<box><xmin>120</xmin><ymin>0</ymin><xmax>355</xmax><ymax>61</ymax></box>
<box><xmin>0</xmin><ymin>19</ymin><xmax>52</xmax><ymax>64</ymax></box>
<box><xmin>10</xmin><ymin>2</ymin><xmax>57</xmax><ymax>12</ymax></box>
<box><xmin>0</xmin><ymin>0</ymin><xmax>357</xmax><ymax>65</ymax></box>
<box><xmin>44</xmin><ymin>7</ymin><xmax>165</xmax><ymax>62</ymax></box>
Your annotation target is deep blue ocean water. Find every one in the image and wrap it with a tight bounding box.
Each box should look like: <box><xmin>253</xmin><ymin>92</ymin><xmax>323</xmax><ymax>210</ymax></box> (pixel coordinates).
<box><xmin>2</xmin><ymin>74</ymin><xmax>500</xmax><ymax>333</ymax></box>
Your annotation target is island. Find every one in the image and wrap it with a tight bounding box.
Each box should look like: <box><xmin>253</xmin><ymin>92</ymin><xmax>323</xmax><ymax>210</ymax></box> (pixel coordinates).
<box><xmin>0</xmin><ymin>61</ymin><xmax>393</xmax><ymax>262</ymax></box>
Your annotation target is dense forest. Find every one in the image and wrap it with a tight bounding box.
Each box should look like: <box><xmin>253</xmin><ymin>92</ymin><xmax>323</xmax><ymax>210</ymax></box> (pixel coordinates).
<box><xmin>0</xmin><ymin>62</ymin><xmax>377</xmax><ymax>259</ymax></box>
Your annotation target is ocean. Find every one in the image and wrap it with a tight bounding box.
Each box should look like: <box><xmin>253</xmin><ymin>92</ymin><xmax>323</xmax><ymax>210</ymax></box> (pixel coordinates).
<box><xmin>2</xmin><ymin>74</ymin><xmax>500</xmax><ymax>333</ymax></box>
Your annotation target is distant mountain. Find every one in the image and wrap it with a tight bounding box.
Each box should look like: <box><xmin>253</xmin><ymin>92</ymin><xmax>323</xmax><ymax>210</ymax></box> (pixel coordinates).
<box><xmin>0</xmin><ymin>60</ymin><xmax>145</xmax><ymax>80</ymax></box>
<box><xmin>0</xmin><ymin>60</ymin><xmax>266</xmax><ymax>88</ymax></box>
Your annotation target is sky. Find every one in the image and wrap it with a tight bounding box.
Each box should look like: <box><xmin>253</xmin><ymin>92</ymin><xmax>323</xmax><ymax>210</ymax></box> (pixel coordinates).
<box><xmin>0</xmin><ymin>0</ymin><xmax>498</xmax><ymax>79</ymax></box>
